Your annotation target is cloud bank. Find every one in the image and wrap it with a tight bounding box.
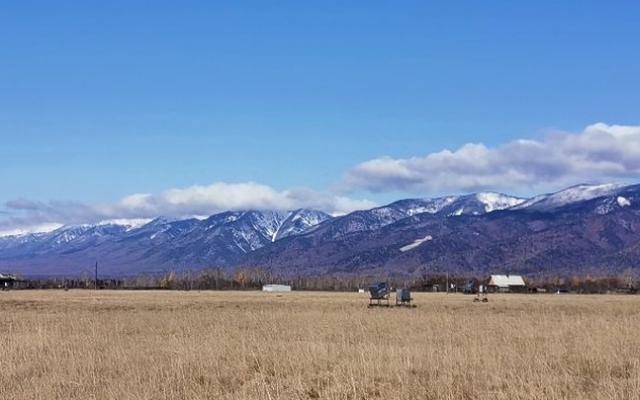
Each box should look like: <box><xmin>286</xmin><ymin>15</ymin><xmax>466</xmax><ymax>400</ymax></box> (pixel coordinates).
<box><xmin>344</xmin><ymin>123</ymin><xmax>640</xmax><ymax>194</ymax></box>
<box><xmin>3</xmin><ymin>122</ymin><xmax>640</xmax><ymax>236</ymax></box>
<box><xmin>0</xmin><ymin>182</ymin><xmax>376</xmax><ymax>236</ymax></box>
<box><xmin>99</xmin><ymin>182</ymin><xmax>375</xmax><ymax>218</ymax></box>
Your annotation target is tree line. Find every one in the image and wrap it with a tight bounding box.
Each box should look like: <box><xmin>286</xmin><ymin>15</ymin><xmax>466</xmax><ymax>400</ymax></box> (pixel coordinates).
<box><xmin>12</xmin><ymin>266</ymin><xmax>640</xmax><ymax>294</ymax></box>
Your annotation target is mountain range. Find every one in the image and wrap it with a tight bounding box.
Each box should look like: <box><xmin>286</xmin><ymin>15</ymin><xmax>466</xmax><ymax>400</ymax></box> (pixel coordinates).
<box><xmin>1</xmin><ymin>183</ymin><xmax>639</xmax><ymax>277</ymax></box>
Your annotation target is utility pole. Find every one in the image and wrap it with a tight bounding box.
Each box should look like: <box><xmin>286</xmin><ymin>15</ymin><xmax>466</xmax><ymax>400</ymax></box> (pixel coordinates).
<box><xmin>94</xmin><ymin>261</ymin><xmax>98</xmax><ymax>290</ymax></box>
<box><xmin>446</xmin><ymin>271</ymin><xmax>449</xmax><ymax>294</ymax></box>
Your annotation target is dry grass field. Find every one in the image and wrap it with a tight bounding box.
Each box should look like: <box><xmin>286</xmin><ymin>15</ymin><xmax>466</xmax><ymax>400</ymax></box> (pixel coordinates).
<box><xmin>1</xmin><ymin>290</ymin><xmax>639</xmax><ymax>400</ymax></box>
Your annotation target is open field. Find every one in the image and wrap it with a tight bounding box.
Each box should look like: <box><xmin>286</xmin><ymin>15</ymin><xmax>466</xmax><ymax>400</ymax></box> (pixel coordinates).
<box><xmin>1</xmin><ymin>291</ymin><xmax>639</xmax><ymax>400</ymax></box>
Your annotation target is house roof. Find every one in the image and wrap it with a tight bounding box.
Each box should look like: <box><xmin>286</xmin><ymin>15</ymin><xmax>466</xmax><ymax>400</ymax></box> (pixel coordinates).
<box><xmin>489</xmin><ymin>274</ymin><xmax>525</xmax><ymax>287</ymax></box>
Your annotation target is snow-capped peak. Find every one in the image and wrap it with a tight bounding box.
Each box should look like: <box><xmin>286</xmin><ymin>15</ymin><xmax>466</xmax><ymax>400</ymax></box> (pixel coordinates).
<box><xmin>475</xmin><ymin>192</ymin><xmax>526</xmax><ymax>213</ymax></box>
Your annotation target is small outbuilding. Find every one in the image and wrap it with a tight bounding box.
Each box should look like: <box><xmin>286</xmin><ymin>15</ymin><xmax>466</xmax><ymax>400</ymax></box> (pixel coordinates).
<box><xmin>487</xmin><ymin>274</ymin><xmax>526</xmax><ymax>293</ymax></box>
<box><xmin>262</xmin><ymin>284</ymin><xmax>292</xmax><ymax>293</ymax></box>
<box><xmin>0</xmin><ymin>273</ymin><xmax>19</xmax><ymax>290</ymax></box>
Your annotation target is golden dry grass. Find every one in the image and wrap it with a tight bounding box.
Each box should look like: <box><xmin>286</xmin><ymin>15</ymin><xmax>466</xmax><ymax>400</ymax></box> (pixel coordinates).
<box><xmin>1</xmin><ymin>290</ymin><xmax>639</xmax><ymax>400</ymax></box>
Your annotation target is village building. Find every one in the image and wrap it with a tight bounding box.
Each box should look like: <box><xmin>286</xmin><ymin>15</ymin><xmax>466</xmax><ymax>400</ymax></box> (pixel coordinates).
<box><xmin>487</xmin><ymin>274</ymin><xmax>526</xmax><ymax>293</ymax></box>
<box><xmin>262</xmin><ymin>284</ymin><xmax>292</xmax><ymax>293</ymax></box>
<box><xmin>0</xmin><ymin>273</ymin><xmax>19</xmax><ymax>290</ymax></box>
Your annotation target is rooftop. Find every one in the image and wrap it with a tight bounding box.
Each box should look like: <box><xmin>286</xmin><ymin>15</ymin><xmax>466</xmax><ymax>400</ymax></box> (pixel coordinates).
<box><xmin>489</xmin><ymin>275</ymin><xmax>526</xmax><ymax>287</ymax></box>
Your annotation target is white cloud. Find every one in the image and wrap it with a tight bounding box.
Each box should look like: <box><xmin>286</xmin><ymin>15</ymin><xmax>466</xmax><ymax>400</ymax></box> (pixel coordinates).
<box><xmin>99</xmin><ymin>182</ymin><xmax>376</xmax><ymax>218</ymax></box>
<box><xmin>343</xmin><ymin>123</ymin><xmax>640</xmax><ymax>194</ymax></box>
<box><xmin>0</xmin><ymin>182</ymin><xmax>376</xmax><ymax>236</ymax></box>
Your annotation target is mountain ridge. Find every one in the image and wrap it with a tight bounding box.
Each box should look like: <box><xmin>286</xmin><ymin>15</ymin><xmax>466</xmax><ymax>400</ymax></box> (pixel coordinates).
<box><xmin>1</xmin><ymin>184</ymin><xmax>639</xmax><ymax>277</ymax></box>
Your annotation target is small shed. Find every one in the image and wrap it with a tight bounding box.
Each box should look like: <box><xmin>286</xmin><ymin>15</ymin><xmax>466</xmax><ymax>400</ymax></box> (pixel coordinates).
<box><xmin>0</xmin><ymin>273</ymin><xmax>18</xmax><ymax>290</ymax></box>
<box><xmin>487</xmin><ymin>274</ymin><xmax>526</xmax><ymax>292</ymax></box>
<box><xmin>262</xmin><ymin>284</ymin><xmax>292</xmax><ymax>293</ymax></box>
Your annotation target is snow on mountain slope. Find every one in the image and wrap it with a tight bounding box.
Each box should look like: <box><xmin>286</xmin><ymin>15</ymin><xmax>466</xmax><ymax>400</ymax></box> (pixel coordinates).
<box><xmin>323</xmin><ymin>193</ymin><xmax>527</xmax><ymax>239</ymax></box>
<box><xmin>49</xmin><ymin>223</ymin><xmax>132</xmax><ymax>245</ymax></box>
<box><xmin>368</xmin><ymin>197</ymin><xmax>459</xmax><ymax>225</ymax></box>
<box><xmin>392</xmin><ymin>197</ymin><xmax>459</xmax><ymax>216</ymax></box>
<box><xmin>442</xmin><ymin>193</ymin><xmax>526</xmax><ymax>216</ymax></box>
<box><xmin>125</xmin><ymin>216</ymin><xmax>201</xmax><ymax>241</ymax></box>
<box><xmin>139</xmin><ymin>209</ymin><xmax>329</xmax><ymax>255</ymax></box>
<box><xmin>242</xmin><ymin>184</ymin><xmax>640</xmax><ymax>277</ymax></box>
<box><xmin>245</xmin><ymin>210</ymin><xmax>289</xmax><ymax>244</ymax></box>
<box><xmin>515</xmin><ymin>184</ymin><xmax>626</xmax><ymax>211</ymax></box>
<box><xmin>31</xmin><ymin>219</ymin><xmax>155</xmax><ymax>246</ymax></box>
<box><xmin>400</xmin><ymin>235</ymin><xmax>433</xmax><ymax>252</ymax></box>
<box><xmin>475</xmin><ymin>192</ymin><xmax>526</xmax><ymax>212</ymax></box>
<box><xmin>274</xmin><ymin>209</ymin><xmax>331</xmax><ymax>241</ymax></box>
<box><xmin>0</xmin><ymin>209</ymin><xmax>330</xmax><ymax>270</ymax></box>
<box><xmin>617</xmin><ymin>196</ymin><xmax>631</xmax><ymax>207</ymax></box>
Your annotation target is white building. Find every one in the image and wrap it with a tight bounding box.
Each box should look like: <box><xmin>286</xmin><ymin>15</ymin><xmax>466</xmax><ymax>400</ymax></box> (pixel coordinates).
<box><xmin>488</xmin><ymin>275</ymin><xmax>526</xmax><ymax>292</ymax></box>
<box><xmin>262</xmin><ymin>284</ymin><xmax>292</xmax><ymax>292</ymax></box>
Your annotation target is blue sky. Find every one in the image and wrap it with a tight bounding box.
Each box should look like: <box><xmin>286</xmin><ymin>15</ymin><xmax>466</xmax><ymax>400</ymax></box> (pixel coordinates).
<box><xmin>1</xmin><ymin>1</ymin><xmax>640</xmax><ymax>232</ymax></box>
